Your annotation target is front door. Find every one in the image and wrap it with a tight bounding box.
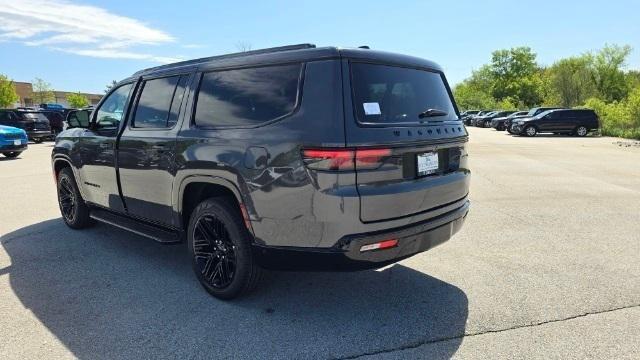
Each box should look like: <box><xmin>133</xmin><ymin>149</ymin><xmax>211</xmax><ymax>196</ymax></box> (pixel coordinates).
<box><xmin>77</xmin><ymin>82</ymin><xmax>135</xmax><ymax>211</ymax></box>
<box><xmin>117</xmin><ymin>74</ymin><xmax>191</xmax><ymax>226</ymax></box>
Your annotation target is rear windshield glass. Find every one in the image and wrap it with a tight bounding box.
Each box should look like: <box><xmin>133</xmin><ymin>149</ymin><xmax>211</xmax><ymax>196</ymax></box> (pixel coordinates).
<box><xmin>351</xmin><ymin>63</ymin><xmax>457</xmax><ymax>125</ymax></box>
<box><xmin>21</xmin><ymin>112</ymin><xmax>49</xmax><ymax>122</ymax></box>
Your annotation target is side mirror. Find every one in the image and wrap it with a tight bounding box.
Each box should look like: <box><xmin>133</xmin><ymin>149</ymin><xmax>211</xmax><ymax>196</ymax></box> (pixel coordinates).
<box><xmin>66</xmin><ymin>110</ymin><xmax>91</xmax><ymax>129</ymax></box>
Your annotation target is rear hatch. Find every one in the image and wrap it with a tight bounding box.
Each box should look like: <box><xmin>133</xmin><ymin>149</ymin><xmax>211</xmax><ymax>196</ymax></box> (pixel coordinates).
<box><xmin>21</xmin><ymin>112</ymin><xmax>51</xmax><ymax>131</ymax></box>
<box><xmin>344</xmin><ymin>60</ymin><xmax>469</xmax><ymax>223</ymax></box>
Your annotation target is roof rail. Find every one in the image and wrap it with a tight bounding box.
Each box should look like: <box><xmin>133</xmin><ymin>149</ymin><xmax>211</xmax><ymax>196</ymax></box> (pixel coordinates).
<box><xmin>133</xmin><ymin>43</ymin><xmax>316</xmax><ymax>76</ymax></box>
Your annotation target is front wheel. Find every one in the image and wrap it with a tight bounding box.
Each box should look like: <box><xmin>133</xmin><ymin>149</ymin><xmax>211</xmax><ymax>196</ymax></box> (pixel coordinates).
<box><xmin>2</xmin><ymin>152</ymin><xmax>21</xmax><ymax>158</ymax></box>
<box><xmin>575</xmin><ymin>126</ymin><xmax>588</xmax><ymax>137</ymax></box>
<box><xmin>524</xmin><ymin>125</ymin><xmax>537</xmax><ymax>137</ymax></box>
<box><xmin>188</xmin><ymin>198</ymin><xmax>262</xmax><ymax>300</ymax></box>
<box><xmin>484</xmin><ymin>121</ymin><xmax>492</xmax><ymax>128</ymax></box>
<box><xmin>57</xmin><ymin>167</ymin><xmax>94</xmax><ymax>229</ymax></box>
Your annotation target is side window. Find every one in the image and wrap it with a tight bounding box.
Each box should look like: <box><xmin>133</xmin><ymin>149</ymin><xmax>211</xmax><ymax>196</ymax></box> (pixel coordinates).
<box><xmin>95</xmin><ymin>83</ymin><xmax>133</xmax><ymax>129</ymax></box>
<box><xmin>132</xmin><ymin>75</ymin><xmax>185</xmax><ymax>128</ymax></box>
<box><xmin>194</xmin><ymin>63</ymin><xmax>301</xmax><ymax>127</ymax></box>
<box><xmin>0</xmin><ymin>112</ymin><xmax>8</xmax><ymax>123</ymax></box>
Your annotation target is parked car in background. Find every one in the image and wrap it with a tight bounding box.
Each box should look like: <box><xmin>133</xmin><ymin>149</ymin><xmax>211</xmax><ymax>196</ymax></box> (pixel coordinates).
<box><xmin>506</xmin><ymin>107</ymin><xmax>562</xmax><ymax>134</ymax></box>
<box><xmin>464</xmin><ymin>110</ymin><xmax>490</xmax><ymax>126</ymax></box>
<box><xmin>42</xmin><ymin>111</ymin><xmax>65</xmax><ymax>135</ymax></box>
<box><xmin>471</xmin><ymin>111</ymin><xmax>497</xmax><ymax>127</ymax></box>
<box><xmin>52</xmin><ymin>44</ymin><xmax>470</xmax><ymax>300</ymax></box>
<box><xmin>0</xmin><ymin>124</ymin><xmax>28</xmax><ymax>158</ymax></box>
<box><xmin>460</xmin><ymin>110</ymin><xmax>480</xmax><ymax>122</ymax></box>
<box><xmin>0</xmin><ymin>109</ymin><xmax>52</xmax><ymax>143</ymax></box>
<box><xmin>511</xmin><ymin>109</ymin><xmax>599</xmax><ymax>137</ymax></box>
<box><xmin>478</xmin><ymin>110</ymin><xmax>516</xmax><ymax>128</ymax></box>
<box><xmin>491</xmin><ymin>111</ymin><xmax>528</xmax><ymax>131</ymax></box>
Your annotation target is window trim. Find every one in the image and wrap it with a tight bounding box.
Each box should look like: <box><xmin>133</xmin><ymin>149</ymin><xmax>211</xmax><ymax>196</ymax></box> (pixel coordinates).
<box><xmin>92</xmin><ymin>81</ymin><xmax>136</xmax><ymax>131</ymax></box>
<box><xmin>348</xmin><ymin>59</ymin><xmax>460</xmax><ymax>128</ymax></box>
<box><xmin>128</xmin><ymin>73</ymin><xmax>190</xmax><ymax>131</ymax></box>
<box><xmin>190</xmin><ymin>62</ymin><xmax>305</xmax><ymax>130</ymax></box>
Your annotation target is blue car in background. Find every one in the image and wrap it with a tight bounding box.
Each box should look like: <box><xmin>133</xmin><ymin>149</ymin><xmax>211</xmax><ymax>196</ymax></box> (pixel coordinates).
<box><xmin>0</xmin><ymin>125</ymin><xmax>28</xmax><ymax>158</ymax></box>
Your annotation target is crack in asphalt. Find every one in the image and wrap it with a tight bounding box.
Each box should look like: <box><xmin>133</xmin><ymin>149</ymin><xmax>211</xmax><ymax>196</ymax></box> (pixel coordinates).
<box><xmin>337</xmin><ymin>303</ymin><xmax>640</xmax><ymax>359</ymax></box>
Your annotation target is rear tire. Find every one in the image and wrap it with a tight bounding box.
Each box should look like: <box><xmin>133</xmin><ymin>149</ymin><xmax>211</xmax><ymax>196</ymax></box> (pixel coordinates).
<box><xmin>2</xmin><ymin>152</ymin><xmax>21</xmax><ymax>158</ymax></box>
<box><xmin>484</xmin><ymin>120</ymin><xmax>492</xmax><ymax>128</ymax></box>
<box><xmin>188</xmin><ymin>197</ymin><xmax>262</xmax><ymax>300</ymax></box>
<box><xmin>57</xmin><ymin>167</ymin><xmax>94</xmax><ymax>229</ymax></box>
<box><xmin>523</xmin><ymin>125</ymin><xmax>537</xmax><ymax>137</ymax></box>
<box><xmin>575</xmin><ymin>126</ymin><xmax>588</xmax><ymax>137</ymax></box>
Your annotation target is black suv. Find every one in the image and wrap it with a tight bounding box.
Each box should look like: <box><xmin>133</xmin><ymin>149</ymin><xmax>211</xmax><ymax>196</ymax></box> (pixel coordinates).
<box><xmin>477</xmin><ymin>110</ymin><xmax>516</xmax><ymax>128</ymax></box>
<box><xmin>0</xmin><ymin>109</ymin><xmax>52</xmax><ymax>143</ymax></box>
<box><xmin>491</xmin><ymin>111</ymin><xmax>528</xmax><ymax>131</ymax></box>
<box><xmin>511</xmin><ymin>109</ymin><xmax>599</xmax><ymax>137</ymax></box>
<box><xmin>505</xmin><ymin>107</ymin><xmax>562</xmax><ymax>134</ymax></box>
<box><xmin>51</xmin><ymin>44</ymin><xmax>471</xmax><ymax>299</ymax></box>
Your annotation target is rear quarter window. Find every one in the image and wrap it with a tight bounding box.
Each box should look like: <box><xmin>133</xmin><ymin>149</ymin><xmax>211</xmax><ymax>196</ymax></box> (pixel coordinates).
<box><xmin>194</xmin><ymin>63</ymin><xmax>302</xmax><ymax>128</ymax></box>
<box><xmin>350</xmin><ymin>63</ymin><xmax>457</xmax><ymax>125</ymax></box>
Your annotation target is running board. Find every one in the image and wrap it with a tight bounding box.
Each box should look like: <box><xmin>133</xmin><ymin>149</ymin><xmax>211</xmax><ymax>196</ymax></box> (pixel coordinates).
<box><xmin>90</xmin><ymin>208</ymin><xmax>182</xmax><ymax>244</ymax></box>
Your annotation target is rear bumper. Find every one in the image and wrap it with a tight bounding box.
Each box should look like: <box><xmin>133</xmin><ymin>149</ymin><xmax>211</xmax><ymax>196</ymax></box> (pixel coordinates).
<box><xmin>27</xmin><ymin>130</ymin><xmax>52</xmax><ymax>139</ymax></box>
<box><xmin>0</xmin><ymin>143</ymin><xmax>28</xmax><ymax>152</ymax></box>
<box><xmin>253</xmin><ymin>200</ymin><xmax>469</xmax><ymax>271</ymax></box>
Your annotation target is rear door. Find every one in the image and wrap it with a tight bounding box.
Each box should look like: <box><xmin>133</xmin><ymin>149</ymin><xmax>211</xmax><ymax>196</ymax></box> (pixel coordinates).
<box><xmin>344</xmin><ymin>61</ymin><xmax>470</xmax><ymax>223</ymax></box>
<box><xmin>117</xmin><ymin>74</ymin><xmax>191</xmax><ymax>226</ymax></box>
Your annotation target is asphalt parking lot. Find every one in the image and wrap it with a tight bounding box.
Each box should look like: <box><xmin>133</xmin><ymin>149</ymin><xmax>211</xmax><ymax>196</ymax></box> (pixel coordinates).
<box><xmin>1</xmin><ymin>128</ymin><xmax>639</xmax><ymax>359</ymax></box>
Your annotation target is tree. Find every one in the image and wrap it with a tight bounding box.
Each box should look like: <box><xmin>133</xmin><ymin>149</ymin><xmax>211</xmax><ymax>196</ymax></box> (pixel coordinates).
<box><xmin>32</xmin><ymin>78</ymin><xmax>55</xmax><ymax>104</ymax></box>
<box><xmin>488</xmin><ymin>47</ymin><xmax>544</xmax><ymax>107</ymax></box>
<box><xmin>105</xmin><ymin>80</ymin><xmax>118</xmax><ymax>94</ymax></box>
<box><xmin>0</xmin><ymin>74</ymin><xmax>19</xmax><ymax>108</ymax></box>
<box><xmin>453</xmin><ymin>82</ymin><xmax>495</xmax><ymax>110</ymax></box>
<box><xmin>66</xmin><ymin>92</ymin><xmax>90</xmax><ymax>108</ymax></box>
<box><xmin>547</xmin><ymin>55</ymin><xmax>596</xmax><ymax>107</ymax></box>
<box><xmin>235</xmin><ymin>41</ymin><xmax>252</xmax><ymax>52</ymax></box>
<box><xmin>588</xmin><ymin>44</ymin><xmax>632</xmax><ymax>102</ymax></box>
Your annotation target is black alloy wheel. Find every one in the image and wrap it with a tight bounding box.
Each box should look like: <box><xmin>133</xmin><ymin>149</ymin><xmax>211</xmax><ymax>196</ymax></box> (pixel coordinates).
<box><xmin>188</xmin><ymin>198</ymin><xmax>262</xmax><ymax>300</ymax></box>
<box><xmin>192</xmin><ymin>214</ymin><xmax>237</xmax><ymax>290</ymax></box>
<box><xmin>56</xmin><ymin>167</ymin><xmax>93</xmax><ymax>229</ymax></box>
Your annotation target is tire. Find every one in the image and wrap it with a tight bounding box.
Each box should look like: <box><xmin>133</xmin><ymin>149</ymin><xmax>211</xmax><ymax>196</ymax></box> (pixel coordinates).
<box><xmin>497</xmin><ymin>125</ymin><xmax>504</xmax><ymax>131</ymax></box>
<box><xmin>2</xmin><ymin>151</ymin><xmax>21</xmax><ymax>158</ymax></box>
<box><xmin>57</xmin><ymin>167</ymin><xmax>94</xmax><ymax>229</ymax></box>
<box><xmin>575</xmin><ymin>126</ymin><xmax>588</xmax><ymax>137</ymax></box>
<box><xmin>523</xmin><ymin>125</ymin><xmax>537</xmax><ymax>137</ymax></box>
<box><xmin>33</xmin><ymin>138</ymin><xmax>43</xmax><ymax>144</ymax></box>
<box><xmin>188</xmin><ymin>197</ymin><xmax>262</xmax><ymax>300</ymax></box>
<box><xmin>485</xmin><ymin>121</ymin><xmax>492</xmax><ymax>128</ymax></box>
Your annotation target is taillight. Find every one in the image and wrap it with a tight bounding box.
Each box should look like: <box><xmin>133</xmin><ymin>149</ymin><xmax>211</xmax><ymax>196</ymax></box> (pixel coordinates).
<box><xmin>302</xmin><ymin>148</ymin><xmax>391</xmax><ymax>171</ymax></box>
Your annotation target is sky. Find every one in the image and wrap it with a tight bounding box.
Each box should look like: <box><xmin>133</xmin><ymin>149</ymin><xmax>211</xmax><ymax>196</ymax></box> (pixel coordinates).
<box><xmin>1</xmin><ymin>0</ymin><xmax>639</xmax><ymax>94</ymax></box>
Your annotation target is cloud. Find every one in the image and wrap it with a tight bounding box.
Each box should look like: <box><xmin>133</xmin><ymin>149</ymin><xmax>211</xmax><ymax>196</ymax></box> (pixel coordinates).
<box><xmin>0</xmin><ymin>0</ymin><xmax>177</xmax><ymax>63</ymax></box>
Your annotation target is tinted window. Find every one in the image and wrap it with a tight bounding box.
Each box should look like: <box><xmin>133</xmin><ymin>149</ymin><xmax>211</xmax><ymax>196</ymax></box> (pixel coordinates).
<box><xmin>351</xmin><ymin>63</ymin><xmax>457</xmax><ymax>125</ymax></box>
<box><xmin>0</xmin><ymin>112</ymin><xmax>9</xmax><ymax>122</ymax></box>
<box><xmin>168</xmin><ymin>76</ymin><xmax>190</xmax><ymax>127</ymax></box>
<box><xmin>133</xmin><ymin>76</ymin><xmax>182</xmax><ymax>128</ymax></box>
<box><xmin>194</xmin><ymin>64</ymin><xmax>301</xmax><ymax>127</ymax></box>
<box><xmin>96</xmin><ymin>83</ymin><xmax>133</xmax><ymax>129</ymax></box>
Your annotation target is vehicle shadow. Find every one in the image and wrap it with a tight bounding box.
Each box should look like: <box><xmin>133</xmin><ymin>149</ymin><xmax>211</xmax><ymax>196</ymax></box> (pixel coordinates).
<box><xmin>2</xmin><ymin>219</ymin><xmax>468</xmax><ymax>359</ymax></box>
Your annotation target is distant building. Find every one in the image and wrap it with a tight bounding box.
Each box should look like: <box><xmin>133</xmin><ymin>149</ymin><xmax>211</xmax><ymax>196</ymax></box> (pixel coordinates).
<box><xmin>11</xmin><ymin>81</ymin><xmax>102</xmax><ymax>108</ymax></box>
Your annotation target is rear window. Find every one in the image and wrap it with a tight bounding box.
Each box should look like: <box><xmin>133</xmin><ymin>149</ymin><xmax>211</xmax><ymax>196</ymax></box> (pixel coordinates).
<box><xmin>21</xmin><ymin>112</ymin><xmax>49</xmax><ymax>122</ymax></box>
<box><xmin>351</xmin><ymin>63</ymin><xmax>457</xmax><ymax>125</ymax></box>
<box><xmin>194</xmin><ymin>64</ymin><xmax>302</xmax><ymax>128</ymax></box>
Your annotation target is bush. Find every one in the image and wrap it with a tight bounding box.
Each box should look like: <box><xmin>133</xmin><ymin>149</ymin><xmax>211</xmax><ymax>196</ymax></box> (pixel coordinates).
<box><xmin>584</xmin><ymin>89</ymin><xmax>640</xmax><ymax>139</ymax></box>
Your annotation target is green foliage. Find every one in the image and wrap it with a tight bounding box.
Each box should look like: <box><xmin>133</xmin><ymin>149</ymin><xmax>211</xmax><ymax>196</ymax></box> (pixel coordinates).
<box><xmin>547</xmin><ymin>55</ymin><xmax>596</xmax><ymax>107</ymax></box>
<box><xmin>488</xmin><ymin>47</ymin><xmax>543</xmax><ymax>107</ymax></box>
<box><xmin>588</xmin><ymin>44</ymin><xmax>632</xmax><ymax>102</ymax></box>
<box><xmin>453</xmin><ymin>43</ymin><xmax>639</xmax><ymax>139</ymax></box>
<box><xmin>66</xmin><ymin>92</ymin><xmax>90</xmax><ymax>108</ymax></box>
<box><xmin>0</xmin><ymin>74</ymin><xmax>19</xmax><ymax>107</ymax></box>
<box><xmin>32</xmin><ymin>78</ymin><xmax>55</xmax><ymax>104</ymax></box>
